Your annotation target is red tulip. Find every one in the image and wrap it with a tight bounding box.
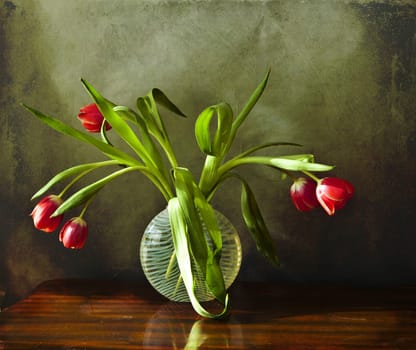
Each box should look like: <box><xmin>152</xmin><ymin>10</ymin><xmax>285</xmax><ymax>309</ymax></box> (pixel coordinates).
<box><xmin>290</xmin><ymin>177</ymin><xmax>320</xmax><ymax>212</ymax></box>
<box><xmin>77</xmin><ymin>103</ymin><xmax>111</xmax><ymax>133</ymax></box>
<box><xmin>31</xmin><ymin>195</ymin><xmax>64</xmax><ymax>232</ymax></box>
<box><xmin>316</xmin><ymin>177</ymin><xmax>354</xmax><ymax>215</ymax></box>
<box><xmin>59</xmin><ymin>217</ymin><xmax>88</xmax><ymax>249</ymax></box>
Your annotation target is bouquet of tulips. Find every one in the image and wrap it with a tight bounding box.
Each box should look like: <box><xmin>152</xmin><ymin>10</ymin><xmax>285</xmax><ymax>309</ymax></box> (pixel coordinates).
<box><xmin>27</xmin><ymin>70</ymin><xmax>354</xmax><ymax>318</ymax></box>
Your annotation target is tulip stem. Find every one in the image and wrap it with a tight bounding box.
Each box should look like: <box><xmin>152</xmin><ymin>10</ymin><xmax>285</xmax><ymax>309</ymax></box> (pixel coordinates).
<box><xmin>59</xmin><ymin>170</ymin><xmax>93</xmax><ymax>198</ymax></box>
<box><xmin>165</xmin><ymin>251</ymin><xmax>176</xmax><ymax>279</ymax></box>
<box><xmin>160</xmin><ymin>140</ymin><xmax>178</xmax><ymax>169</ymax></box>
<box><xmin>303</xmin><ymin>170</ymin><xmax>320</xmax><ymax>183</ymax></box>
<box><xmin>79</xmin><ymin>195</ymin><xmax>95</xmax><ymax>218</ymax></box>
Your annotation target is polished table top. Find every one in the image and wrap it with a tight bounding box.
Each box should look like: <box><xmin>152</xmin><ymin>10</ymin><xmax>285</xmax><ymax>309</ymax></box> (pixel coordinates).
<box><xmin>1</xmin><ymin>279</ymin><xmax>415</xmax><ymax>349</ymax></box>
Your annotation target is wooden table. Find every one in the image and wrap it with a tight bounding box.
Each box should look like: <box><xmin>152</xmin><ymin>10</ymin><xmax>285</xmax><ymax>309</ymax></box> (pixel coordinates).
<box><xmin>1</xmin><ymin>279</ymin><xmax>415</xmax><ymax>349</ymax></box>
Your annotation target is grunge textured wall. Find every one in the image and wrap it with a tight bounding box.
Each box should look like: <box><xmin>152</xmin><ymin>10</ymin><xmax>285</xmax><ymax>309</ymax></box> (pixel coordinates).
<box><xmin>1</xmin><ymin>0</ymin><xmax>415</xmax><ymax>307</ymax></box>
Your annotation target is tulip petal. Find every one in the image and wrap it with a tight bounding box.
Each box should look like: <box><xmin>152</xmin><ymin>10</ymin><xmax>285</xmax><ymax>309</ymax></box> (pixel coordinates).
<box><xmin>321</xmin><ymin>178</ymin><xmax>354</xmax><ymax>198</ymax></box>
<box><xmin>318</xmin><ymin>184</ymin><xmax>346</xmax><ymax>201</ymax></box>
<box><xmin>290</xmin><ymin>177</ymin><xmax>319</xmax><ymax>212</ymax></box>
<box><xmin>78</xmin><ymin>103</ymin><xmax>112</xmax><ymax>133</ymax></box>
<box><xmin>317</xmin><ymin>194</ymin><xmax>336</xmax><ymax>215</ymax></box>
<box><xmin>59</xmin><ymin>217</ymin><xmax>88</xmax><ymax>249</ymax></box>
<box><xmin>31</xmin><ymin>195</ymin><xmax>63</xmax><ymax>232</ymax></box>
<box><xmin>316</xmin><ymin>177</ymin><xmax>354</xmax><ymax>215</ymax></box>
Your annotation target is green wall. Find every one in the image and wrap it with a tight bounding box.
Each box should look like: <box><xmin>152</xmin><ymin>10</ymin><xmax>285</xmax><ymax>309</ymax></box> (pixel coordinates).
<box><xmin>1</xmin><ymin>0</ymin><xmax>415</xmax><ymax>307</ymax></box>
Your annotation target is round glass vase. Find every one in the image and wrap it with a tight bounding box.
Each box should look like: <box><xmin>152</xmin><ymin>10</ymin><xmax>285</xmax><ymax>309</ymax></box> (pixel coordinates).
<box><xmin>140</xmin><ymin>208</ymin><xmax>242</xmax><ymax>302</ymax></box>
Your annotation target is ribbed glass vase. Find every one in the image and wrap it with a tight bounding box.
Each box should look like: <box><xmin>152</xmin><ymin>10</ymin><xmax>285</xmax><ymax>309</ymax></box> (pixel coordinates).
<box><xmin>140</xmin><ymin>208</ymin><xmax>242</xmax><ymax>302</ymax></box>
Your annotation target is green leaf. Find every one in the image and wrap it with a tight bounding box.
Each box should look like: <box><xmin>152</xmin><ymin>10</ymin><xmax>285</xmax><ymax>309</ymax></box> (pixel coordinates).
<box><xmin>269</xmin><ymin>157</ymin><xmax>333</xmax><ymax>171</ymax></box>
<box><xmin>112</xmin><ymin>104</ymin><xmax>169</xmax><ymax>178</ymax></box>
<box><xmin>279</xmin><ymin>154</ymin><xmax>315</xmax><ymax>162</ymax></box>
<box><xmin>194</xmin><ymin>106</ymin><xmax>215</xmax><ymax>155</ymax></box>
<box><xmin>233</xmin><ymin>142</ymin><xmax>302</xmax><ymax>159</ymax></box>
<box><xmin>219</xmin><ymin>155</ymin><xmax>334</xmax><ymax>175</ymax></box>
<box><xmin>31</xmin><ymin>160</ymin><xmax>119</xmax><ymax>200</ymax></box>
<box><xmin>168</xmin><ymin>198</ymin><xmax>230</xmax><ymax>319</ymax></box>
<box><xmin>53</xmin><ymin>166</ymin><xmax>143</xmax><ymax>216</ymax></box>
<box><xmin>136</xmin><ymin>88</ymin><xmax>186</xmax><ymax>143</ymax></box>
<box><xmin>137</xmin><ymin>121</ymin><xmax>169</xmax><ymax>178</ymax></box>
<box><xmin>152</xmin><ymin>88</ymin><xmax>187</xmax><ymax>118</ymax></box>
<box><xmin>195</xmin><ymin>103</ymin><xmax>233</xmax><ymax>156</ymax></box>
<box><xmin>172</xmin><ymin>167</ymin><xmax>226</xmax><ymax>303</ymax></box>
<box><xmin>198</xmin><ymin>155</ymin><xmax>222</xmax><ymax>198</ymax></box>
<box><xmin>240</xmin><ymin>180</ymin><xmax>279</xmax><ymax>267</ymax></box>
<box><xmin>193</xmin><ymin>194</ymin><xmax>222</xmax><ymax>259</ymax></box>
<box><xmin>191</xmin><ymin>186</ymin><xmax>225</xmax><ymax>301</ymax></box>
<box><xmin>22</xmin><ymin>104</ymin><xmax>141</xmax><ymax>167</ymax></box>
<box><xmin>111</xmin><ymin>105</ymin><xmax>139</xmax><ymax>123</ymax></box>
<box><xmin>136</xmin><ymin>95</ymin><xmax>180</xmax><ymax>169</ymax></box>
<box><xmin>230</xmin><ymin>69</ymin><xmax>271</xmax><ymax>143</ymax></box>
<box><xmin>100</xmin><ymin>118</ymin><xmax>112</xmax><ymax>145</ymax></box>
<box><xmin>173</xmin><ymin>168</ymin><xmax>208</xmax><ymax>275</ymax></box>
<box><xmin>136</xmin><ymin>96</ymin><xmax>164</xmax><ymax>140</ymax></box>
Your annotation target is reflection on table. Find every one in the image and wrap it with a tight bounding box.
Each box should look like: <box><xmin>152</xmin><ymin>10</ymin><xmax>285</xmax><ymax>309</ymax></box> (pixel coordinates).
<box><xmin>1</xmin><ymin>279</ymin><xmax>416</xmax><ymax>349</ymax></box>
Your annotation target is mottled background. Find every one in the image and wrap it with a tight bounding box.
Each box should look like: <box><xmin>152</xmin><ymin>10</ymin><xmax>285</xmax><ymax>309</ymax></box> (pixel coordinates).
<box><xmin>0</xmin><ymin>0</ymin><xmax>415</xmax><ymax>308</ymax></box>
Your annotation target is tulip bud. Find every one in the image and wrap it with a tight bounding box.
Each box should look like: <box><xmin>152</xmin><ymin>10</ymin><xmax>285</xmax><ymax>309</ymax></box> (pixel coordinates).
<box><xmin>31</xmin><ymin>195</ymin><xmax>64</xmax><ymax>232</ymax></box>
<box><xmin>77</xmin><ymin>103</ymin><xmax>111</xmax><ymax>133</ymax></box>
<box><xmin>290</xmin><ymin>177</ymin><xmax>320</xmax><ymax>212</ymax></box>
<box><xmin>316</xmin><ymin>177</ymin><xmax>354</xmax><ymax>215</ymax></box>
<box><xmin>59</xmin><ymin>217</ymin><xmax>88</xmax><ymax>249</ymax></box>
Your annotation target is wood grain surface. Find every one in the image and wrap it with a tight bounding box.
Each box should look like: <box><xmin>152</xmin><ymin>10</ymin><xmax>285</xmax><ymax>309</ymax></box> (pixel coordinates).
<box><xmin>1</xmin><ymin>279</ymin><xmax>415</xmax><ymax>349</ymax></box>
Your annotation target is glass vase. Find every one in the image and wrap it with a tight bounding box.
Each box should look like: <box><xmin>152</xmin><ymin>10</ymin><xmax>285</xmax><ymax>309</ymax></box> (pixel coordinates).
<box><xmin>140</xmin><ymin>208</ymin><xmax>242</xmax><ymax>302</ymax></box>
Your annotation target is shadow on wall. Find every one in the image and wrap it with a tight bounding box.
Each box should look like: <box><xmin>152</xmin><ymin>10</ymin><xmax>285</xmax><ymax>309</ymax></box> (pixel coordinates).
<box><xmin>0</xmin><ymin>0</ymin><xmax>415</xmax><ymax>308</ymax></box>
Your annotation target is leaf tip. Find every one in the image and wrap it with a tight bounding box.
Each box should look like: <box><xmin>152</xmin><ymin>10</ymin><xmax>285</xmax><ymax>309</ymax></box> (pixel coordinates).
<box><xmin>50</xmin><ymin>209</ymin><xmax>61</xmax><ymax>218</ymax></box>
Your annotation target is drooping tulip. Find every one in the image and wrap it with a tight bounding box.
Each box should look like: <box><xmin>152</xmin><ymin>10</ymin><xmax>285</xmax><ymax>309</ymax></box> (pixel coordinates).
<box><xmin>59</xmin><ymin>217</ymin><xmax>88</xmax><ymax>249</ymax></box>
<box><xmin>316</xmin><ymin>177</ymin><xmax>354</xmax><ymax>215</ymax></box>
<box><xmin>290</xmin><ymin>177</ymin><xmax>320</xmax><ymax>212</ymax></box>
<box><xmin>31</xmin><ymin>195</ymin><xmax>64</xmax><ymax>233</ymax></box>
<box><xmin>77</xmin><ymin>103</ymin><xmax>111</xmax><ymax>133</ymax></box>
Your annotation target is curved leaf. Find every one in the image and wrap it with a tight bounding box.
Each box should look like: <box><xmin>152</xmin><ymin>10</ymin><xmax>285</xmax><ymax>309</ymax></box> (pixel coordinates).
<box><xmin>152</xmin><ymin>88</ymin><xmax>187</xmax><ymax>118</ymax></box>
<box><xmin>22</xmin><ymin>104</ymin><xmax>141</xmax><ymax>167</ymax></box>
<box><xmin>234</xmin><ymin>142</ymin><xmax>301</xmax><ymax>159</ymax></box>
<box><xmin>136</xmin><ymin>95</ymin><xmax>179</xmax><ymax>169</ymax></box>
<box><xmin>229</xmin><ymin>69</ymin><xmax>270</xmax><ymax>144</ymax></box>
<box><xmin>240</xmin><ymin>180</ymin><xmax>279</xmax><ymax>267</ymax></box>
<box><xmin>136</xmin><ymin>88</ymin><xmax>186</xmax><ymax>143</ymax></box>
<box><xmin>112</xmin><ymin>105</ymin><xmax>169</xmax><ymax>177</ymax></box>
<box><xmin>212</xmin><ymin>103</ymin><xmax>233</xmax><ymax>156</ymax></box>
<box><xmin>173</xmin><ymin>168</ymin><xmax>207</xmax><ymax>274</ymax></box>
<box><xmin>195</xmin><ymin>106</ymin><xmax>215</xmax><ymax>155</ymax></box>
<box><xmin>219</xmin><ymin>155</ymin><xmax>334</xmax><ymax>175</ymax></box>
<box><xmin>100</xmin><ymin>117</ymin><xmax>112</xmax><ymax>145</ymax></box>
<box><xmin>269</xmin><ymin>157</ymin><xmax>332</xmax><ymax>171</ymax></box>
<box><xmin>111</xmin><ymin>105</ymin><xmax>139</xmax><ymax>123</ymax></box>
<box><xmin>168</xmin><ymin>198</ymin><xmax>230</xmax><ymax>319</ymax></box>
<box><xmin>279</xmin><ymin>154</ymin><xmax>315</xmax><ymax>162</ymax></box>
<box><xmin>172</xmin><ymin>167</ymin><xmax>226</xmax><ymax>303</ymax></box>
<box><xmin>137</xmin><ymin>96</ymin><xmax>164</xmax><ymax>140</ymax></box>
<box><xmin>31</xmin><ymin>160</ymin><xmax>119</xmax><ymax>200</ymax></box>
<box><xmin>195</xmin><ymin>103</ymin><xmax>233</xmax><ymax>156</ymax></box>
<box><xmin>52</xmin><ymin>166</ymin><xmax>144</xmax><ymax>216</ymax></box>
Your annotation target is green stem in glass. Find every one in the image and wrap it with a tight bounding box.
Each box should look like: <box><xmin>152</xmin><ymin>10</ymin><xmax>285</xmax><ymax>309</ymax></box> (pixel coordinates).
<box><xmin>165</xmin><ymin>251</ymin><xmax>177</xmax><ymax>279</ymax></box>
